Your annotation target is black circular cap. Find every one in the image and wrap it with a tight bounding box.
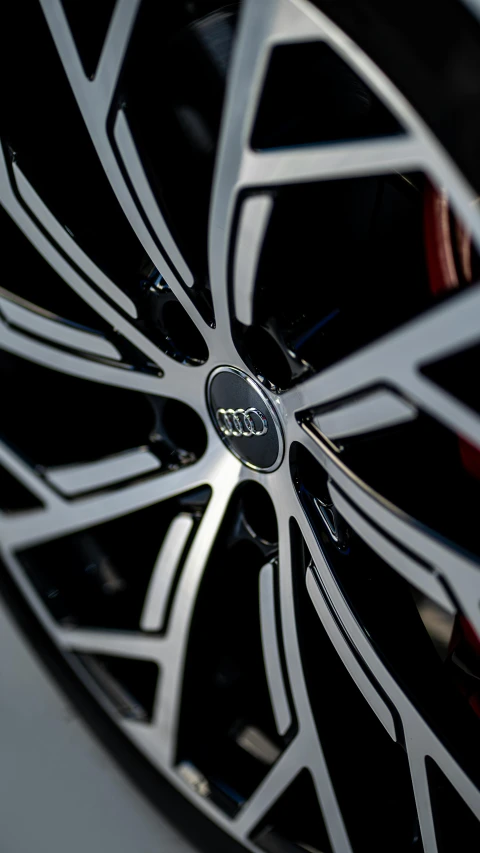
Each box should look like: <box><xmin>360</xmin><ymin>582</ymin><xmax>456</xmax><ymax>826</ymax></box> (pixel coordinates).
<box><xmin>207</xmin><ymin>367</ymin><xmax>284</xmax><ymax>471</ymax></box>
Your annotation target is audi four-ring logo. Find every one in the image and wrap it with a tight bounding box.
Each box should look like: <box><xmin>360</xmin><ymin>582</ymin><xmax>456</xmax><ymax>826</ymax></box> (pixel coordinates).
<box><xmin>216</xmin><ymin>407</ymin><xmax>268</xmax><ymax>437</ymax></box>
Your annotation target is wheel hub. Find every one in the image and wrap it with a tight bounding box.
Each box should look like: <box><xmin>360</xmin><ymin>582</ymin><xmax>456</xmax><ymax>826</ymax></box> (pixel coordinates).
<box><xmin>207</xmin><ymin>366</ymin><xmax>284</xmax><ymax>471</ymax></box>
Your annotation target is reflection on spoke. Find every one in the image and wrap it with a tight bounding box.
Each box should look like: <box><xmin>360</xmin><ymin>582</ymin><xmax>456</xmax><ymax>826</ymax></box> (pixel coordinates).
<box><xmin>62</xmin><ymin>627</ymin><xmax>162</xmax><ymax>662</ymax></box>
<box><xmin>306</xmin><ymin>564</ymin><xmax>397</xmax><ymax>739</ymax></box>
<box><xmin>13</xmin><ymin>164</ymin><xmax>138</xmax><ymax>318</ymax></box>
<box><xmin>141</xmin><ymin>513</ymin><xmax>194</xmax><ymax>633</ymax></box>
<box><xmin>3</xmin><ymin>447</ymin><xmax>219</xmax><ymax>550</ymax></box>
<box><xmin>259</xmin><ymin>560</ymin><xmax>292</xmax><ymax>736</ymax></box>
<box><xmin>45</xmin><ymin>449</ymin><xmax>161</xmax><ymax>497</ymax></box>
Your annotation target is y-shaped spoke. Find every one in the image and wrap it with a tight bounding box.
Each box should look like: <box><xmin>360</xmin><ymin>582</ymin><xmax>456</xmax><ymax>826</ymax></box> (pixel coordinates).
<box><xmin>39</xmin><ymin>0</ymin><xmax>211</xmax><ymax>338</ymax></box>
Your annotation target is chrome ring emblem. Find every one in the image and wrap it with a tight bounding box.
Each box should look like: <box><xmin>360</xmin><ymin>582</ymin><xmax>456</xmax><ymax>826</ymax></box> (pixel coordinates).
<box><xmin>216</xmin><ymin>407</ymin><xmax>268</xmax><ymax>437</ymax></box>
<box><xmin>207</xmin><ymin>366</ymin><xmax>284</xmax><ymax>471</ymax></box>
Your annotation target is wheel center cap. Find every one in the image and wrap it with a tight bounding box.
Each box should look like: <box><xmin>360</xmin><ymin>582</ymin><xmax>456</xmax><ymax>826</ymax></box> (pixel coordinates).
<box><xmin>207</xmin><ymin>367</ymin><xmax>284</xmax><ymax>472</ymax></box>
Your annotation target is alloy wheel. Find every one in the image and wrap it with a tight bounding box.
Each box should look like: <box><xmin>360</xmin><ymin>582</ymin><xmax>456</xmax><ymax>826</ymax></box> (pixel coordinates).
<box><xmin>2</xmin><ymin>0</ymin><xmax>480</xmax><ymax>850</ymax></box>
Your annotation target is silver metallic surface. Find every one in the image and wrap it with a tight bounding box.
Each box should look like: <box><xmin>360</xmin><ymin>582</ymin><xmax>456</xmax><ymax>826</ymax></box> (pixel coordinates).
<box><xmin>216</xmin><ymin>407</ymin><xmax>268</xmax><ymax>437</ymax></box>
<box><xmin>141</xmin><ymin>513</ymin><xmax>195</xmax><ymax>633</ymax></box>
<box><xmin>13</xmin><ymin>163</ymin><xmax>138</xmax><ymax>319</ymax></box>
<box><xmin>114</xmin><ymin>111</ymin><xmax>195</xmax><ymax>289</ymax></box>
<box><xmin>0</xmin><ymin>0</ymin><xmax>478</xmax><ymax>850</ymax></box>
<box><xmin>234</xmin><ymin>194</ymin><xmax>273</xmax><ymax>326</ymax></box>
<box><xmin>313</xmin><ymin>388</ymin><xmax>418</xmax><ymax>439</ymax></box>
<box><xmin>0</xmin><ymin>295</ymin><xmax>121</xmax><ymax>361</ymax></box>
<box><xmin>259</xmin><ymin>561</ymin><xmax>292</xmax><ymax>736</ymax></box>
<box><xmin>46</xmin><ymin>448</ymin><xmax>161</xmax><ymax>497</ymax></box>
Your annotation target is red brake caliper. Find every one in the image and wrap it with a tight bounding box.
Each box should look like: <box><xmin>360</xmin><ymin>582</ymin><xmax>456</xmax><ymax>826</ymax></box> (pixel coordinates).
<box><xmin>424</xmin><ymin>181</ymin><xmax>480</xmax><ymax>715</ymax></box>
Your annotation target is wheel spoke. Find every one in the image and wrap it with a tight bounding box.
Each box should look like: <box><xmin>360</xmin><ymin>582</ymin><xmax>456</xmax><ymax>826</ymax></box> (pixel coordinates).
<box><xmin>305</xmin><ymin>565</ymin><xmax>397</xmax><ymax>739</ymax></box>
<box><xmin>234</xmin><ymin>733</ymin><xmax>352</xmax><ymax>853</ymax></box>
<box><xmin>0</xmin><ymin>448</ymin><xmax>242</xmax><ymax>773</ymax></box>
<box><xmin>405</xmin><ymin>714</ymin><xmax>480</xmax><ymax>852</ymax></box>
<box><xmin>113</xmin><ymin>111</ymin><xmax>194</xmax><ymax>289</ymax></box>
<box><xmin>298</xmin><ymin>423</ymin><xmax>480</xmax><ymax>635</ymax></box>
<box><xmin>0</xmin><ymin>292</ymin><xmax>121</xmax><ymax>361</ymax></box>
<box><xmin>293</xmin><ymin>478</ymin><xmax>480</xmax><ymax>851</ymax></box>
<box><xmin>1</xmin><ymin>445</ymin><xmax>220</xmax><ymax>550</ymax></box>
<box><xmin>0</xmin><ymin>137</ymin><xmax>208</xmax><ymax>404</ymax></box>
<box><xmin>152</xmin><ymin>453</ymin><xmax>242</xmax><ymax>764</ymax></box>
<box><xmin>209</xmin><ymin>0</ymin><xmax>427</xmax><ymax>336</ymax></box>
<box><xmin>0</xmin><ymin>143</ymin><xmax>180</xmax><ymax>378</ymax></box>
<box><xmin>13</xmin><ymin>163</ymin><xmax>137</xmax><ymax>319</ymax></box>
<box><xmin>94</xmin><ymin>0</ymin><xmax>140</xmax><ymax>108</ymax></box>
<box><xmin>0</xmin><ymin>442</ymin><xmax>58</xmax><ymax>506</ymax></box>
<box><xmin>328</xmin><ymin>481</ymin><xmax>454</xmax><ymax>613</ymax></box>
<box><xmin>273</xmin><ymin>466</ymin><xmax>398</xmax><ymax>742</ymax></box>
<box><xmin>0</xmin><ymin>316</ymin><xmax>164</xmax><ymax>395</ymax></box>
<box><xmin>233</xmin><ymin>738</ymin><xmax>306</xmax><ymax>837</ymax></box>
<box><xmin>140</xmin><ymin>513</ymin><xmax>195</xmax><ymax>633</ymax></box>
<box><xmin>283</xmin><ymin>284</ymin><xmax>480</xmax><ymax>449</ymax></box>
<box><xmin>233</xmin><ymin>195</ymin><xmax>273</xmax><ymax>327</ymax></box>
<box><xmin>1</xmin><ymin>449</ymin><xmax>240</xmax><ymax>771</ymax></box>
<box><xmin>61</xmin><ymin>627</ymin><xmax>162</xmax><ymax>662</ymax></box>
<box><xmin>259</xmin><ymin>560</ymin><xmax>292</xmax><ymax>736</ymax></box>
<box><xmin>0</xmin><ymin>299</ymin><xmax>206</xmax><ymax>414</ymax></box>
<box><xmin>311</xmin><ymin>388</ymin><xmax>418</xmax><ymax>441</ymax></box>
<box><xmin>89</xmin><ymin>453</ymin><xmax>242</xmax><ymax>768</ymax></box>
<box><xmin>241</xmin><ymin>135</ymin><xmax>423</xmax><ymax>188</ymax></box>
<box><xmin>39</xmin><ymin>0</ymin><xmax>210</xmax><ymax>338</ymax></box>
<box><xmin>208</xmin><ymin>0</ymin><xmax>319</xmax><ymax>333</ymax></box>
<box><xmin>45</xmin><ymin>448</ymin><xmax>161</xmax><ymax>498</ymax></box>
<box><xmin>266</xmin><ymin>470</ymin><xmax>353</xmax><ymax>852</ymax></box>
<box><xmin>407</xmin><ymin>737</ymin><xmax>439</xmax><ymax>853</ymax></box>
